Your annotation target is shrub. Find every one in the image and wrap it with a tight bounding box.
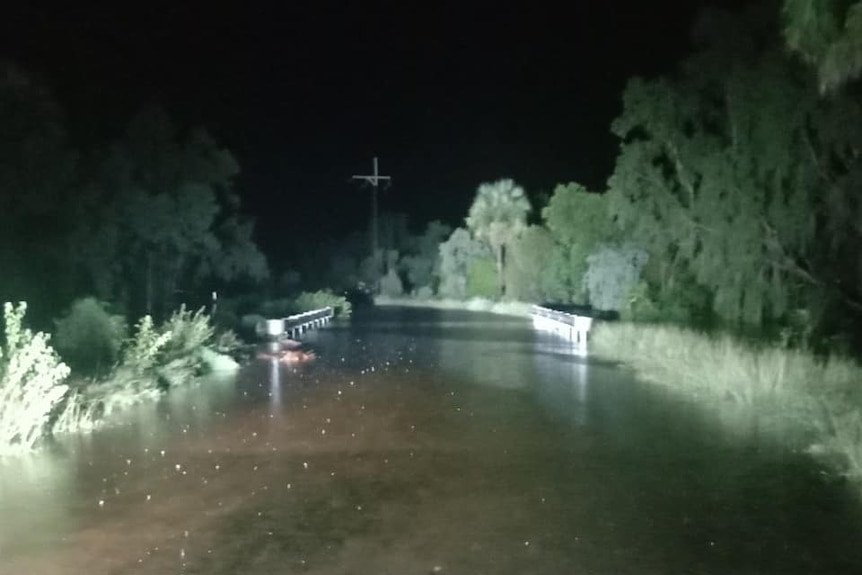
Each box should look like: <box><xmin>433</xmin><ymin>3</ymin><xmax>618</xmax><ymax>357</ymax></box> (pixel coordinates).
<box><xmin>584</xmin><ymin>244</ymin><xmax>648</xmax><ymax>312</ymax></box>
<box><xmin>414</xmin><ymin>286</ymin><xmax>434</xmax><ymax>300</ymax></box>
<box><xmin>122</xmin><ymin>315</ymin><xmax>173</xmax><ymax>375</ymax></box>
<box><xmin>54</xmin><ymin>297</ymin><xmax>126</xmax><ymax>377</ymax></box>
<box><xmin>379</xmin><ymin>269</ymin><xmax>404</xmax><ymax>298</ymax></box>
<box><xmin>294</xmin><ymin>290</ymin><xmax>352</xmax><ymax>317</ymax></box>
<box><xmin>1</xmin><ymin>302</ymin><xmax>70</xmax><ymax>453</ymax></box>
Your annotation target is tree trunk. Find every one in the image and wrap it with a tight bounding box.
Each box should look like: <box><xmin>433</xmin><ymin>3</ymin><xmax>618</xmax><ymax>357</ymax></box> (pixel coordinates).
<box><xmin>496</xmin><ymin>244</ymin><xmax>505</xmax><ymax>298</ymax></box>
<box><xmin>145</xmin><ymin>251</ymin><xmax>153</xmax><ymax>317</ymax></box>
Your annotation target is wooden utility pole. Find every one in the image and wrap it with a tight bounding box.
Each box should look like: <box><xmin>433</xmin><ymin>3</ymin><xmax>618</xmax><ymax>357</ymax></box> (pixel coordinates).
<box><xmin>351</xmin><ymin>157</ymin><xmax>391</xmax><ymax>289</ymax></box>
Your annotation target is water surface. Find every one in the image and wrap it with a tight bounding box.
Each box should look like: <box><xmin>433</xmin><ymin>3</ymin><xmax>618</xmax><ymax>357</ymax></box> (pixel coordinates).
<box><xmin>1</xmin><ymin>307</ymin><xmax>861</xmax><ymax>574</ymax></box>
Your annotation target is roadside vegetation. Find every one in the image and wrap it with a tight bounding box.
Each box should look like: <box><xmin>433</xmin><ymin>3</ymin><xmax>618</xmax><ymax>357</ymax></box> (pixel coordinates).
<box><xmin>0</xmin><ymin>300</ymin><xmax>235</xmax><ymax>454</ymax></box>
<box><xmin>300</xmin><ymin>6</ymin><xmax>862</xmax><ymax>488</ymax></box>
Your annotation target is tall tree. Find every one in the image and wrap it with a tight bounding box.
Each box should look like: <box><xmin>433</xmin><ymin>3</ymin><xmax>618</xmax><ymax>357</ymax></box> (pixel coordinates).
<box><xmin>540</xmin><ymin>182</ymin><xmax>615</xmax><ymax>303</ymax></box>
<box><xmin>607</xmin><ymin>7</ymin><xmax>862</xmax><ymax>332</ymax></box>
<box><xmin>465</xmin><ymin>179</ymin><xmax>531</xmax><ymax>297</ymax></box>
<box><xmin>0</xmin><ymin>62</ymin><xmax>78</xmax><ymax>320</ymax></box>
<box><xmin>72</xmin><ymin>107</ymin><xmax>268</xmax><ymax>318</ymax></box>
<box><xmin>400</xmin><ymin>220</ymin><xmax>452</xmax><ymax>294</ymax></box>
<box><xmin>438</xmin><ymin>228</ymin><xmax>490</xmax><ymax>300</ymax></box>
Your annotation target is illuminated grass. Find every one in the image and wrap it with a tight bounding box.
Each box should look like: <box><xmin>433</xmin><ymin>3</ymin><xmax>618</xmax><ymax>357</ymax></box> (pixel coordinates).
<box><xmin>591</xmin><ymin>322</ymin><xmax>862</xmax><ymax>482</ymax></box>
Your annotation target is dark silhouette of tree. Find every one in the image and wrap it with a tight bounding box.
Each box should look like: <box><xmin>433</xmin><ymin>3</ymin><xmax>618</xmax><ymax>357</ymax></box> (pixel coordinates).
<box><xmin>0</xmin><ymin>62</ymin><xmax>78</xmax><ymax>321</ymax></box>
<box><xmin>72</xmin><ymin>106</ymin><xmax>268</xmax><ymax>318</ymax></box>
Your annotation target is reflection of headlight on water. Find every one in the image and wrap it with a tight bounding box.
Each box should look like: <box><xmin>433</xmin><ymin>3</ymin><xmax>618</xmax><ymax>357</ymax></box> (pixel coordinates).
<box><xmin>0</xmin><ymin>452</ymin><xmax>74</xmax><ymax>555</ymax></box>
<box><xmin>269</xmin><ymin>357</ymin><xmax>282</xmax><ymax>411</ymax></box>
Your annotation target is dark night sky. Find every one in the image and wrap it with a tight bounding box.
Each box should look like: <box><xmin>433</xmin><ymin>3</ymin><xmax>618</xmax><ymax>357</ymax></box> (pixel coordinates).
<box><xmin>1</xmin><ymin>1</ymin><xmax>750</xmax><ymax>263</ymax></box>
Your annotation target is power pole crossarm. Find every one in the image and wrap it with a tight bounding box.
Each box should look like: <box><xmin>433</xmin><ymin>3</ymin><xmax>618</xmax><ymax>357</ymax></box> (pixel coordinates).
<box><xmin>351</xmin><ymin>157</ymin><xmax>391</xmax><ymax>186</ymax></box>
<box><xmin>351</xmin><ymin>157</ymin><xmax>392</xmax><ymax>294</ymax></box>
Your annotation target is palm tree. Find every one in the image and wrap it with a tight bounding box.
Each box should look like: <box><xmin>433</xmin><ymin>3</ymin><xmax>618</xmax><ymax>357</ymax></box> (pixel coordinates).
<box><xmin>465</xmin><ymin>179</ymin><xmax>531</xmax><ymax>297</ymax></box>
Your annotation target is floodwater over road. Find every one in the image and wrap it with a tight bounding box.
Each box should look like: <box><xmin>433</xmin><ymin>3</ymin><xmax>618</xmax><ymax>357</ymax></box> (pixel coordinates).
<box><xmin>2</xmin><ymin>307</ymin><xmax>862</xmax><ymax>574</ymax></box>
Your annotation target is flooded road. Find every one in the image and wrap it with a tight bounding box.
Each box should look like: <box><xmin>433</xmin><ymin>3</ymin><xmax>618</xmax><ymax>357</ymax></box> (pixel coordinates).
<box><xmin>2</xmin><ymin>307</ymin><xmax>862</xmax><ymax>574</ymax></box>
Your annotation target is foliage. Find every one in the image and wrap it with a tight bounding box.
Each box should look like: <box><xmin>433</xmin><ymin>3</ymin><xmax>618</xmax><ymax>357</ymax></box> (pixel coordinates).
<box><xmin>438</xmin><ymin>228</ymin><xmax>491</xmax><ymax>300</ymax></box>
<box><xmin>465</xmin><ymin>179</ymin><xmax>532</xmax><ymax>296</ymax></box>
<box><xmin>540</xmin><ymin>183</ymin><xmax>614</xmax><ymax>304</ymax></box>
<box><xmin>783</xmin><ymin>0</ymin><xmax>862</xmax><ymax>92</ymax></box>
<box><xmin>413</xmin><ymin>286</ymin><xmax>434</xmax><ymax>300</ymax></box>
<box><xmin>55</xmin><ymin>306</ymin><xmax>218</xmax><ymax>433</ymax></box>
<box><xmin>466</xmin><ymin>258</ymin><xmax>498</xmax><ymax>299</ymax></box>
<box><xmin>400</xmin><ymin>220</ymin><xmax>452</xmax><ymax>293</ymax></box>
<box><xmin>606</xmin><ymin>12</ymin><xmax>862</xmax><ymax>331</ymax></box>
<box><xmin>0</xmin><ymin>302</ymin><xmax>70</xmax><ymax>453</ymax></box>
<box><xmin>54</xmin><ymin>297</ymin><xmax>126</xmax><ymax>377</ymax></box>
<box><xmin>583</xmin><ymin>244</ymin><xmax>649</xmax><ymax>312</ymax></box>
<box><xmin>0</xmin><ymin>64</ymin><xmax>78</xmax><ymax>320</ymax></box>
<box><xmin>122</xmin><ymin>315</ymin><xmax>173</xmax><ymax>375</ymax></box>
<box><xmin>70</xmin><ymin>106</ymin><xmax>269</xmax><ymax>318</ymax></box>
<box><xmin>213</xmin><ymin>329</ymin><xmax>243</xmax><ymax>356</ymax></box>
<box><xmin>294</xmin><ymin>290</ymin><xmax>352</xmax><ymax>317</ymax></box>
<box><xmin>379</xmin><ymin>268</ymin><xmax>404</xmax><ymax>298</ymax></box>
<box><xmin>505</xmin><ymin>225</ymin><xmax>554</xmax><ymax>302</ymax></box>
<box><xmin>542</xmin><ymin>182</ymin><xmax>614</xmax><ymax>249</ymax></box>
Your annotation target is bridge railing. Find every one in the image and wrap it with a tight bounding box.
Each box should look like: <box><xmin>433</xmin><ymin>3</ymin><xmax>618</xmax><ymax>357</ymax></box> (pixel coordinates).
<box><xmin>259</xmin><ymin>307</ymin><xmax>334</xmax><ymax>339</ymax></box>
<box><xmin>531</xmin><ymin>305</ymin><xmax>593</xmax><ymax>344</ymax></box>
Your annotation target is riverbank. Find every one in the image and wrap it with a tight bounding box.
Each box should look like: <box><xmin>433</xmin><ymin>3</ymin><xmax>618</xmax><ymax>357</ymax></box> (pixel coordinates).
<box><xmin>590</xmin><ymin>321</ymin><xmax>862</xmax><ymax>487</ymax></box>
<box><xmin>374</xmin><ymin>295</ymin><xmax>533</xmax><ymax>318</ymax></box>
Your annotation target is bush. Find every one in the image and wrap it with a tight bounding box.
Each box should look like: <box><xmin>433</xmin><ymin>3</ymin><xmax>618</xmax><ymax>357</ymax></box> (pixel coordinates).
<box><xmin>1</xmin><ymin>302</ymin><xmax>70</xmax><ymax>453</ymax></box>
<box><xmin>54</xmin><ymin>297</ymin><xmax>126</xmax><ymax>377</ymax></box>
<box><xmin>294</xmin><ymin>290</ymin><xmax>352</xmax><ymax>317</ymax></box>
<box><xmin>413</xmin><ymin>286</ymin><xmax>434</xmax><ymax>300</ymax></box>
<box><xmin>379</xmin><ymin>269</ymin><xmax>404</xmax><ymax>298</ymax></box>
<box><xmin>584</xmin><ymin>244</ymin><xmax>648</xmax><ymax>312</ymax></box>
<box><xmin>55</xmin><ymin>306</ymin><xmax>218</xmax><ymax>433</ymax></box>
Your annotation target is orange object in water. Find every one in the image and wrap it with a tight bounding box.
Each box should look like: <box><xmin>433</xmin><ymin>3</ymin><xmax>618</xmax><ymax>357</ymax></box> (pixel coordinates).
<box><xmin>280</xmin><ymin>349</ymin><xmax>316</xmax><ymax>364</ymax></box>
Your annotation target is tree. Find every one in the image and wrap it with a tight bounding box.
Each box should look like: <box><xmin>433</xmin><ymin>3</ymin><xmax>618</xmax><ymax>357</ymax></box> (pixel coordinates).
<box><xmin>72</xmin><ymin>107</ymin><xmax>268</xmax><ymax>318</ymax></box>
<box><xmin>438</xmin><ymin>228</ymin><xmax>490</xmax><ymax>299</ymax></box>
<box><xmin>465</xmin><ymin>179</ymin><xmax>531</xmax><ymax>297</ymax></box>
<box><xmin>0</xmin><ymin>63</ymin><xmax>79</xmax><ymax>320</ymax></box>
<box><xmin>540</xmin><ymin>182</ymin><xmax>615</xmax><ymax>303</ymax></box>
<box><xmin>400</xmin><ymin>220</ymin><xmax>452</xmax><ymax>294</ymax></box>
<box><xmin>506</xmin><ymin>225</ymin><xmax>554</xmax><ymax>302</ymax></box>
<box><xmin>607</xmin><ymin>7</ymin><xmax>862</xmax><ymax>333</ymax></box>
<box><xmin>783</xmin><ymin>0</ymin><xmax>862</xmax><ymax>93</ymax></box>
<box><xmin>583</xmin><ymin>244</ymin><xmax>649</xmax><ymax>312</ymax></box>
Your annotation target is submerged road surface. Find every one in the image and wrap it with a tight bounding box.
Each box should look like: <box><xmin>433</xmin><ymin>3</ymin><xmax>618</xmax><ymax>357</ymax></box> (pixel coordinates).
<box><xmin>2</xmin><ymin>308</ymin><xmax>862</xmax><ymax>574</ymax></box>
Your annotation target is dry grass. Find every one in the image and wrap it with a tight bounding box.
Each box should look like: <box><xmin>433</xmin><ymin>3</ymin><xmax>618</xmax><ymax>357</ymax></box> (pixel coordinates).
<box><xmin>591</xmin><ymin>322</ymin><xmax>862</xmax><ymax>482</ymax></box>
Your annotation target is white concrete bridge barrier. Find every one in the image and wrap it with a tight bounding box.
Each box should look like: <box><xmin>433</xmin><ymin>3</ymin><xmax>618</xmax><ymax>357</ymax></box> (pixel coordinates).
<box><xmin>531</xmin><ymin>305</ymin><xmax>593</xmax><ymax>345</ymax></box>
<box><xmin>257</xmin><ymin>307</ymin><xmax>334</xmax><ymax>340</ymax></box>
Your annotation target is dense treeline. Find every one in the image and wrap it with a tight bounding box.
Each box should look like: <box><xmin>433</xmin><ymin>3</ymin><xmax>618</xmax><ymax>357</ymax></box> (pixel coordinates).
<box><xmin>334</xmin><ymin>6</ymin><xmax>862</xmax><ymax>354</ymax></box>
<box><xmin>0</xmin><ymin>63</ymin><xmax>268</xmax><ymax>328</ymax></box>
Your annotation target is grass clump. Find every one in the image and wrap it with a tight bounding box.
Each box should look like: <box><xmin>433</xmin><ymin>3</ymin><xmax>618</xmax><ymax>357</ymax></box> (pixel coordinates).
<box><xmin>293</xmin><ymin>290</ymin><xmax>351</xmax><ymax>317</ymax></box>
<box><xmin>54</xmin><ymin>305</ymin><xmax>220</xmax><ymax>435</ymax></box>
<box><xmin>590</xmin><ymin>321</ymin><xmax>862</xmax><ymax>482</ymax></box>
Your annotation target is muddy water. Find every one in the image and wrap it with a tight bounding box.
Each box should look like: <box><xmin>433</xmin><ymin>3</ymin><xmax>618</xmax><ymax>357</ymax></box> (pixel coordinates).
<box><xmin>2</xmin><ymin>307</ymin><xmax>862</xmax><ymax>574</ymax></box>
